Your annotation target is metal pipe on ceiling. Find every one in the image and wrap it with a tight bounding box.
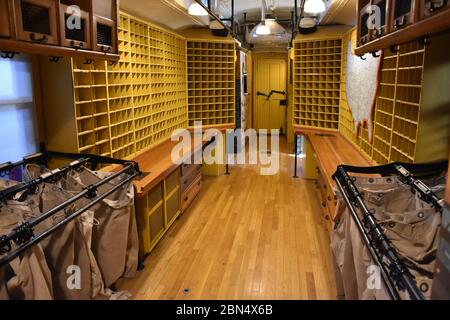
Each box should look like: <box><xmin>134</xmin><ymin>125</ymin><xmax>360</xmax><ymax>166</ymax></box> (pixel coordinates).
<box><xmin>193</xmin><ymin>0</ymin><xmax>238</xmax><ymax>39</ymax></box>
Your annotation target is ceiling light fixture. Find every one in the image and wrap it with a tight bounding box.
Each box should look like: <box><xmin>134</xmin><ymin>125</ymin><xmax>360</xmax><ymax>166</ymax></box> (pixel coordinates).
<box><xmin>304</xmin><ymin>0</ymin><xmax>326</xmax><ymax>14</ymax></box>
<box><xmin>188</xmin><ymin>2</ymin><xmax>208</xmax><ymax>16</ymax></box>
<box><xmin>256</xmin><ymin>21</ymin><xmax>271</xmax><ymax>35</ymax></box>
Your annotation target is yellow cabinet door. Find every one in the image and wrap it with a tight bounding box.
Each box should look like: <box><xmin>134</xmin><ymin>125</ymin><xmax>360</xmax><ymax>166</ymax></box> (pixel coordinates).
<box><xmin>255</xmin><ymin>58</ymin><xmax>287</xmax><ymax>131</ymax></box>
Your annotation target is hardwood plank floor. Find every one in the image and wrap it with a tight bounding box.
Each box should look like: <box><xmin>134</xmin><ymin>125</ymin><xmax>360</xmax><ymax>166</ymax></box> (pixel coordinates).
<box><xmin>117</xmin><ymin>138</ymin><xmax>337</xmax><ymax>300</ymax></box>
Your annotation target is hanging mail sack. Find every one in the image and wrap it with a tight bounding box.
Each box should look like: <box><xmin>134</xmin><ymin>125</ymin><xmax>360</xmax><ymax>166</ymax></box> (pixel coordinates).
<box><xmin>63</xmin><ymin>167</ymin><xmax>138</xmax><ymax>288</ymax></box>
<box><xmin>0</xmin><ymin>179</ymin><xmax>54</xmax><ymax>300</ymax></box>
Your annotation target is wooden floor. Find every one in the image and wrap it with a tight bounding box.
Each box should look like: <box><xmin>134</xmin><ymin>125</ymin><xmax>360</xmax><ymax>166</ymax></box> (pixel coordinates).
<box><xmin>118</xmin><ymin>138</ymin><xmax>337</xmax><ymax>300</ymax></box>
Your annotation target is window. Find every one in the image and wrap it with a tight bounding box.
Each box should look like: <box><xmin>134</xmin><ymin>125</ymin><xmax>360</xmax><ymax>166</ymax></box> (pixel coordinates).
<box><xmin>0</xmin><ymin>54</ymin><xmax>39</xmax><ymax>163</ymax></box>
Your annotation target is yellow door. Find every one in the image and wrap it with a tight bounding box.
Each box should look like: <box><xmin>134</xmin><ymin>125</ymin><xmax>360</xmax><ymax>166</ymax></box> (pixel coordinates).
<box><xmin>255</xmin><ymin>58</ymin><xmax>287</xmax><ymax>131</ymax></box>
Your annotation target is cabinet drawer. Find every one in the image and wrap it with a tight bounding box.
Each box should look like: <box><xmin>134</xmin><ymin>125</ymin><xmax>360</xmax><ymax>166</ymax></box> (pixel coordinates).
<box><xmin>181</xmin><ymin>175</ymin><xmax>202</xmax><ymax>212</ymax></box>
<box><xmin>181</xmin><ymin>163</ymin><xmax>201</xmax><ymax>177</ymax></box>
<box><xmin>14</xmin><ymin>0</ymin><xmax>59</xmax><ymax>45</ymax></box>
<box><xmin>59</xmin><ymin>4</ymin><xmax>91</xmax><ymax>49</ymax></box>
<box><xmin>181</xmin><ymin>165</ymin><xmax>202</xmax><ymax>193</ymax></box>
<box><xmin>93</xmin><ymin>15</ymin><xmax>117</xmax><ymax>53</ymax></box>
<box><xmin>165</xmin><ymin>167</ymin><xmax>180</xmax><ymax>196</ymax></box>
<box><xmin>181</xmin><ymin>150</ymin><xmax>202</xmax><ymax>174</ymax></box>
<box><xmin>420</xmin><ymin>0</ymin><xmax>450</xmax><ymax>19</ymax></box>
<box><xmin>371</xmin><ymin>0</ymin><xmax>389</xmax><ymax>40</ymax></box>
<box><xmin>326</xmin><ymin>186</ymin><xmax>337</xmax><ymax>221</ymax></box>
<box><xmin>390</xmin><ymin>0</ymin><xmax>417</xmax><ymax>32</ymax></box>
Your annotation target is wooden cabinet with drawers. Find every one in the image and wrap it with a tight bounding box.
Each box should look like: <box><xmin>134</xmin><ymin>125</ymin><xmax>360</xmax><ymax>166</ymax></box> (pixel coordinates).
<box><xmin>14</xmin><ymin>0</ymin><xmax>59</xmax><ymax>45</ymax></box>
<box><xmin>136</xmin><ymin>167</ymin><xmax>182</xmax><ymax>256</ymax></box>
<box><xmin>0</xmin><ymin>0</ymin><xmax>119</xmax><ymax>60</ymax></box>
<box><xmin>355</xmin><ymin>0</ymin><xmax>450</xmax><ymax>55</ymax></box>
<box><xmin>59</xmin><ymin>2</ymin><xmax>91</xmax><ymax>49</ymax></box>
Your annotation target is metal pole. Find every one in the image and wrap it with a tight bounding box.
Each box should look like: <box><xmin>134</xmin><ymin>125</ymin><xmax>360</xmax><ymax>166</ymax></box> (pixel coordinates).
<box><xmin>193</xmin><ymin>0</ymin><xmax>237</xmax><ymax>39</ymax></box>
<box><xmin>294</xmin><ymin>0</ymin><xmax>298</xmax><ymax>39</ymax></box>
<box><xmin>231</xmin><ymin>0</ymin><xmax>234</xmax><ymax>34</ymax></box>
<box><xmin>294</xmin><ymin>134</ymin><xmax>298</xmax><ymax>178</ymax></box>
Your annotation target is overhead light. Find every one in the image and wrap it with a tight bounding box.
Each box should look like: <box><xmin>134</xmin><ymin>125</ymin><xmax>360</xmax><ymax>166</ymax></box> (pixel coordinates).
<box><xmin>304</xmin><ymin>0</ymin><xmax>326</xmax><ymax>14</ymax></box>
<box><xmin>255</xmin><ymin>21</ymin><xmax>271</xmax><ymax>35</ymax></box>
<box><xmin>188</xmin><ymin>2</ymin><xmax>208</xmax><ymax>16</ymax></box>
<box><xmin>265</xmin><ymin>19</ymin><xmax>286</xmax><ymax>35</ymax></box>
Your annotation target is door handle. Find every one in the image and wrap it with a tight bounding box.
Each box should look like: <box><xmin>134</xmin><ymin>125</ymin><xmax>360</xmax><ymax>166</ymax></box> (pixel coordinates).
<box><xmin>257</xmin><ymin>90</ymin><xmax>286</xmax><ymax>100</ymax></box>
<box><xmin>30</xmin><ymin>33</ymin><xmax>48</xmax><ymax>43</ymax></box>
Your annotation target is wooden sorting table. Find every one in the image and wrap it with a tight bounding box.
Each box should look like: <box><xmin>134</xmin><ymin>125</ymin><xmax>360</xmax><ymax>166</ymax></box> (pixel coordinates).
<box><xmin>293</xmin><ymin>128</ymin><xmax>372</xmax><ymax>232</ymax></box>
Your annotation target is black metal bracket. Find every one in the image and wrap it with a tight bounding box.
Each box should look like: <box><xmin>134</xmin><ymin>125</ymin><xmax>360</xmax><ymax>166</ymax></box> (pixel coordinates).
<box><xmin>418</xmin><ymin>36</ymin><xmax>431</xmax><ymax>46</ymax></box>
<box><xmin>84</xmin><ymin>184</ymin><xmax>99</xmax><ymax>199</ymax></box>
<box><xmin>83</xmin><ymin>59</ymin><xmax>93</xmax><ymax>65</ymax></box>
<box><xmin>0</xmin><ymin>235</ymin><xmax>12</xmax><ymax>255</ymax></box>
<box><xmin>394</xmin><ymin>164</ymin><xmax>443</xmax><ymax>212</ymax></box>
<box><xmin>372</xmin><ymin>51</ymin><xmax>381</xmax><ymax>58</ymax></box>
<box><xmin>358</xmin><ymin>55</ymin><xmax>367</xmax><ymax>60</ymax></box>
<box><xmin>1</xmin><ymin>51</ymin><xmax>18</xmax><ymax>59</ymax></box>
<box><xmin>390</xmin><ymin>45</ymin><xmax>401</xmax><ymax>54</ymax></box>
<box><xmin>428</xmin><ymin>0</ymin><xmax>448</xmax><ymax>13</ymax></box>
<box><xmin>13</xmin><ymin>222</ymin><xmax>35</xmax><ymax>247</ymax></box>
<box><xmin>49</xmin><ymin>56</ymin><xmax>62</xmax><ymax>63</ymax></box>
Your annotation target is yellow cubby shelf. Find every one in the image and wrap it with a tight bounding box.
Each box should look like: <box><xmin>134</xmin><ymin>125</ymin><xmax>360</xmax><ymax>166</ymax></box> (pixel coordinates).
<box><xmin>41</xmin><ymin>11</ymin><xmax>188</xmax><ymax>159</ymax></box>
<box><xmin>293</xmin><ymin>38</ymin><xmax>342</xmax><ymax>131</ymax></box>
<box><xmin>339</xmin><ymin>29</ymin><xmax>450</xmax><ymax>165</ymax></box>
<box><xmin>187</xmin><ymin>40</ymin><xmax>236</xmax><ymax>127</ymax></box>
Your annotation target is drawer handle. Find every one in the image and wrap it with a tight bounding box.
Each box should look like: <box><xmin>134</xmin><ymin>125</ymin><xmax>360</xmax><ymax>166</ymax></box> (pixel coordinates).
<box><xmin>70</xmin><ymin>40</ymin><xmax>84</xmax><ymax>49</ymax></box>
<box><xmin>374</xmin><ymin>28</ymin><xmax>383</xmax><ymax>38</ymax></box>
<box><xmin>429</xmin><ymin>0</ymin><xmax>447</xmax><ymax>12</ymax></box>
<box><xmin>197</xmin><ymin>181</ymin><xmax>201</xmax><ymax>186</ymax></box>
<box><xmin>394</xmin><ymin>16</ymin><xmax>406</xmax><ymax>29</ymax></box>
<box><xmin>30</xmin><ymin>33</ymin><xmax>48</xmax><ymax>43</ymax></box>
<box><xmin>184</xmin><ymin>196</ymin><xmax>189</xmax><ymax>202</ymax></box>
<box><xmin>325</xmin><ymin>215</ymin><xmax>330</xmax><ymax>221</ymax></box>
<box><xmin>322</xmin><ymin>202</ymin><xmax>326</xmax><ymax>208</ymax></box>
<box><xmin>101</xmin><ymin>46</ymin><xmax>112</xmax><ymax>53</ymax></box>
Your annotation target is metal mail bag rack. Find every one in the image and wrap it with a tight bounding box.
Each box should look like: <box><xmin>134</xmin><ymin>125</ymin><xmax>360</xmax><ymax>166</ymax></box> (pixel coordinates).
<box><xmin>333</xmin><ymin>161</ymin><xmax>448</xmax><ymax>300</ymax></box>
<box><xmin>0</xmin><ymin>151</ymin><xmax>141</xmax><ymax>267</ymax></box>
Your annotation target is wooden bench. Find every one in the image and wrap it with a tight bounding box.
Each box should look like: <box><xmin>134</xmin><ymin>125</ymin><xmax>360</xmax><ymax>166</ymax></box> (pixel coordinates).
<box><xmin>293</xmin><ymin>128</ymin><xmax>372</xmax><ymax>233</ymax></box>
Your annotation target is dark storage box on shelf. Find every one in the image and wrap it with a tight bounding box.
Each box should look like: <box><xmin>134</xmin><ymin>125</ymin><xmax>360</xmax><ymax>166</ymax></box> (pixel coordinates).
<box><xmin>92</xmin><ymin>0</ymin><xmax>118</xmax><ymax>53</ymax></box>
<box><xmin>14</xmin><ymin>0</ymin><xmax>59</xmax><ymax>45</ymax></box>
<box><xmin>59</xmin><ymin>2</ymin><xmax>91</xmax><ymax>49</ymax></box>
<box><xmin>390</xmin><ymin>0</ymin><xmax>418</xmax><ymax>31</ymax></box>
<box><xmin>420</xmin><ymin>0</ymin><xmax>450</xmax><ymax>19</ymax></box>
<box><xmin>372</xmin><ymin>0</ymin><xmax>391</xmax><ymax>39</ymax></box>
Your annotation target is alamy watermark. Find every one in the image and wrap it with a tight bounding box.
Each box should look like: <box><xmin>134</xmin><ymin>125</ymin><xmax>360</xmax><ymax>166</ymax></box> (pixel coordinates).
<box><xmin>171</xmin><ymin>122</ymin><xmax>280</xmax><ymax>175</ymax></box>
<box><xmin>65</xmin><ymin>5</ymin><xmax>82</xmax><ymax>31</ymax></box>
<box><xmin>366</xmin><ymin>265</ymin><xmax>382</xmax><ymax>290</ymax></box>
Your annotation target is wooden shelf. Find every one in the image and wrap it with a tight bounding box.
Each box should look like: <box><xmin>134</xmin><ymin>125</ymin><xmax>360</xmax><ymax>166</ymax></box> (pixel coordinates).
<box><xmin>187</xmin><ymin>40</ymin><xmax>236</xmax><ymax>127</ymax></box>
<box><xmin>0</xmin><ymin>38</ymin><xmax>120</xmax><ymax>61</ymax></box>
<box><xmin>355</xmin><ymin>8</ymin><xmax>450</xmax><ymax>56</ymax></box>
<box><xmin>293</xmin><ymin>38</ymin><xmax>342</xmax><ymax>131</ymax></box>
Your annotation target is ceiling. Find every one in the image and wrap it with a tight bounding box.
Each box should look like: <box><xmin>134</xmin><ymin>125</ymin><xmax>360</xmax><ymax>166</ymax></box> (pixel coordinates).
<box><xmin>120</xmin><ymin>0</ymin><xmax>357</xmax><ymax>31</ymax></box>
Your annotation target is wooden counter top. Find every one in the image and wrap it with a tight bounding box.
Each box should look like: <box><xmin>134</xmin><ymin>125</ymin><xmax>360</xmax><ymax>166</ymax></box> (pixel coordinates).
<box><xmin>294</xmin><ymin>127</ymin><xmax>372</xmax><ymax>189</ymax></box>
<box><xmin>132</xmin><ymin>130</ymin><xmax>220</xmax><ymax>196</ymax></box>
